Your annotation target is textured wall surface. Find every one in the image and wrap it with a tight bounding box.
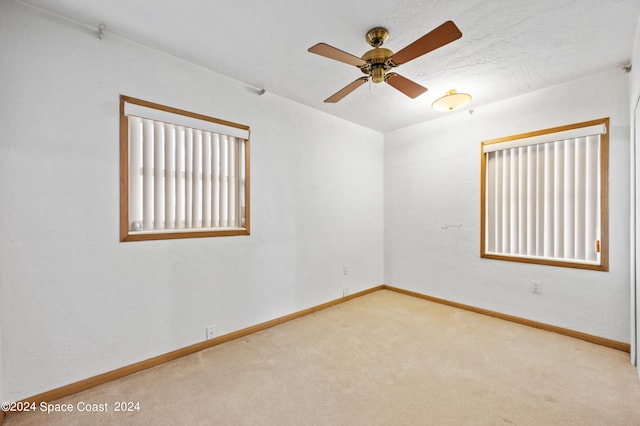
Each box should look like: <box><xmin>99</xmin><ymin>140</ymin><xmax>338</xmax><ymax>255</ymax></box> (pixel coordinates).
<box><xmin>385</xmin><ymin>68</ymin><xmax>631</xmax><ymax>343</ymax></box>
<box><xmin>630</xmin><ymin>17</ymin><xmax>640</xmax><ymax>372</ymax></box>
<box><xmin>1</xmin><ymin>0</ymin><xmax>638</xmax><ymax>402</ymax></box>
<box><xmin>0</xmin><ymin>1</ymin><xmax>384</xmax><ymax>401</ymax></box>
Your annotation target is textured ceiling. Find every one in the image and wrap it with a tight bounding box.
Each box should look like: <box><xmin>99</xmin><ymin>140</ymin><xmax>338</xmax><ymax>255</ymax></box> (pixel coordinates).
<box><xmin>21</xmin><ymin>0</ymin><xmax>640</xmax><ymax>132</ymax></box>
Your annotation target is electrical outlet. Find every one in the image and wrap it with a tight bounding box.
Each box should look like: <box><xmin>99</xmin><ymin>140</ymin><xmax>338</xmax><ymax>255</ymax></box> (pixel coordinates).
<box><xmin>531</xmin><ymin>280</ymin><xmax>542</xmax><ymax>294</ymax></box>
<box><xmin>206</xmin><ymin>324</ymin><xmax>216</xmax><ymax>340</ymax></box>
<box><xmin>342</xmin><ymin>265</ymin><xmax>349</xmax><ymax>275</ymax></box>
<box><xmin>343</xmin><ymin>287</ymin><xmax>350</xmax><ymax>297</ymax></box>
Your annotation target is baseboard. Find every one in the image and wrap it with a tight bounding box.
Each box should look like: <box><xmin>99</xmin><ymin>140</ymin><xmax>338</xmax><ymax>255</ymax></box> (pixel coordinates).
<box><xmin>382</xmin><ymin>285</ymin><xmax>630</xmax><ymax>353</ymax></box>
<box><xmin>4</xmin><ymin>282</ymin><xmax>629</xmax><ymax>423</ymax></box>
<box><xmin>5</xmin><ymin>285</ymin><xmax>384</xmax><ymax>418</ymax></box>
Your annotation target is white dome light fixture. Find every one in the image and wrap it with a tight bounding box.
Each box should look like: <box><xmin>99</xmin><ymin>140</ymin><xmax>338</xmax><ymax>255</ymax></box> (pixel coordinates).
<box><xmin>432</xmin><ymin>89</ymin><xmax>472</xmax><ymax>111</ymax></box>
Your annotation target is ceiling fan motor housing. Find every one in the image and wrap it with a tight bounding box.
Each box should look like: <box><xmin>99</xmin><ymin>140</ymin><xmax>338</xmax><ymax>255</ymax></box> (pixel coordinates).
<box><xmin>361</xmin><ymin>47</ymin><xmax>394</xmax><ymax>83</ymax></box>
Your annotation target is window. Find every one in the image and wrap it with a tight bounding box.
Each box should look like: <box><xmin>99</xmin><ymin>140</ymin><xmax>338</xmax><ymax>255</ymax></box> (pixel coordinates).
<box><xmin>120</xmin><ymin>96</ymin><xmax>250</xmax><ymax>242</ymax></box>
<box><xmin>480</xmin><ymin>118</ymin><xmax>608</xmax><ymax>271</ymax></box>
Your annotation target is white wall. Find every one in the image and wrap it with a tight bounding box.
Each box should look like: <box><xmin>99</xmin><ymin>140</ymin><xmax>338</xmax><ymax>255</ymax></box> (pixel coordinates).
<box><xmin>0</xmin><ymin>319</ymin><xmax>3</xmax><ymax>404</ymax></box>
<box><xmin>1</xmin><ymin>0</ymin><xmax>636</xmax><ymax>403</ymax></box>
<box><xmin>630</xmin><ymin>15</ymin><xmax>640</xmax><ymax>372</ymax></box>
<box><xmin>385</xmin><ymin>68</ymin><xmax>630</xmax><ymax>342</ymax></box>
<box><xmin>0</xmin><ymin>1</ymin><xmax>384</xmax><ymax>400</ymax></box>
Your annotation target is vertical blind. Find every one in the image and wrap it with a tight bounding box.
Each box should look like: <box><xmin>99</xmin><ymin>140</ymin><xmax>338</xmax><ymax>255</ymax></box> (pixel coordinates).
<box><xmin>483</xmin><ymin>124</ymin><xmax>605</xmax><ymax>264</ymax></box>
<box><xmin>128</xmin><ymin>116</ymin><xmax>247</xmax><ymax>232</ymax></box>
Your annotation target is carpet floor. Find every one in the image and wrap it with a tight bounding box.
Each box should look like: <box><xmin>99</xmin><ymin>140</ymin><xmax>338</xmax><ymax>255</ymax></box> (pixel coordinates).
<box><xmin>5</xmin><ymin>289</ymin><xmax>640</xmax><ymax>425</ymax></box>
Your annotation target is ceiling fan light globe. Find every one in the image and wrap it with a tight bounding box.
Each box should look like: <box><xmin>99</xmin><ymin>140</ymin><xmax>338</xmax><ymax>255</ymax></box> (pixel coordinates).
<box><xmin>371</xmin><ymin>67</ymin><xmax>385</xmax><ymax>83</ymax></box>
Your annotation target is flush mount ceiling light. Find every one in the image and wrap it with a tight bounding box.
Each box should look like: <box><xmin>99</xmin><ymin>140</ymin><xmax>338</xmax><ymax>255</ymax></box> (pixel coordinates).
<box><xmin>432</xmin><ymin>89</ymin><xmax>472</xmax><ymax>111</ymax></box>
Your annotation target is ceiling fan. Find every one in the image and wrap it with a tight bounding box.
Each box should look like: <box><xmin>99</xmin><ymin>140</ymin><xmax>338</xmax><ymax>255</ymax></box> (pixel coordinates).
<box><xmin>308</xmin><ymin>21</ymin><xmax>462</xmax><ymax>103</ymax></box>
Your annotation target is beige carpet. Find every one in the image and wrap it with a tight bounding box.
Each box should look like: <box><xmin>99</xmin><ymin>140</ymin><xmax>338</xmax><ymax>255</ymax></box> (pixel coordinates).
<box><xmin>5</xmin><ymin>289</ymin><xmax>640</xmax><ymax>425</ymax></box>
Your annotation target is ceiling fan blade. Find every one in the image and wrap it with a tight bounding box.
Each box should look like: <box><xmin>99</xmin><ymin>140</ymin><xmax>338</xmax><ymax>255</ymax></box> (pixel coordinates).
<box><xmin>385</xmin><ymin>73</ymin><xmax>427</xmax><ymax>98</ymax></box>
<box><xmin>308</xmin><ymin>43</ymin><xmax>367</xmax><ymax>67</ymax></box>
<box><xmin>389</xmin><ymin>21</ymin><xmax>462</xmax><ymax>66</ymax></box>
<box><xmin>324</xmin><ymin>77</ymin><xmax>369</xmax><ymax>103</ymax></box>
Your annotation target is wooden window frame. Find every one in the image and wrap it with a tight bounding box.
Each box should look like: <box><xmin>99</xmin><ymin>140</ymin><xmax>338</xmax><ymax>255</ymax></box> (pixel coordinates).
<box><xmin>480</xmin><ymin>118</ymin><xmax>609</xmax><ymax>271</ymax></box>
<box><xmin>119</xmin><ymin>95</ymin><xmax>250</xmax><ymax>242</ymax></box>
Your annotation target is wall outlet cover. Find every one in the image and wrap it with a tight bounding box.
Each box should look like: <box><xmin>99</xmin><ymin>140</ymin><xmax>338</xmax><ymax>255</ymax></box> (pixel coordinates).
<box><xmin>206</xmin><ymin>325</ymin><xmax>216</xmax><ymax>340</ymax></box>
